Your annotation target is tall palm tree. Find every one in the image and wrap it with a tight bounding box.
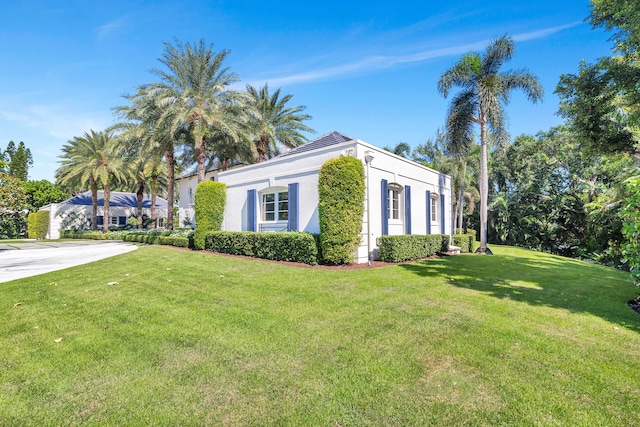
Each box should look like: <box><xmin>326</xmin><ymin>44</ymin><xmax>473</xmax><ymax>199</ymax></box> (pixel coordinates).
<box><xmin>150</xmin><ymin>39</ymin><xmax>246</xmax><ymax>183</ymax></box>
<box><xmin>438</xmin><ymin>35</ymin><xmax>543</xmax><ymax>253</ymax></box>
<box><xmin>56</xmin><ymin>131</ymin><xmax>101</xmax><ymax>231</ymax></box>
<box><xmin>56</xmin><ymin>130</ymin><xmax>126</xmax><ymax>233</ymax></box>
<box><xmin>245</xmin><ymin>83</ymin><xmax>314</xmax><ymax>162</ymax></box>
<box><xmin>114</xmin><ymin>85</ymin><xmax>179</xmax><ymax>229</ymax></box>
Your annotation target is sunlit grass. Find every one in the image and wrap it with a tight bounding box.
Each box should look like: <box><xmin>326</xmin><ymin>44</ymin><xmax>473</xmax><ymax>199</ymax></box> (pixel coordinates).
<box><xmin>1</xmin><ymin>245</ymin><xmax>639</xmax><ymax>425</ymax></box>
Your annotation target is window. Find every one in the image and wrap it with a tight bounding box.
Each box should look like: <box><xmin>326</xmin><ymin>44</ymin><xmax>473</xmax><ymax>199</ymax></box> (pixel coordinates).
<box><xmin>388</xmin><ymin>185</ymin><xmax>402</xmax><ymax>220</ymax></box>
<box><xmin>431</xmin><ymin>194</ymin><xmax>438</xmax><ymax>222</ymax></box>
<box><xmin>261</xmin><ymin>191</ymin><xmax>288</xmax><ymax>221</ymax></box>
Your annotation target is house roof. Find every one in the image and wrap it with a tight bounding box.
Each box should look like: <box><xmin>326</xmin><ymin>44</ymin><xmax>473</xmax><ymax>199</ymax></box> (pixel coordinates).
<box><xmin>276</xmin><ymin>131</ymin><xmax>354</xmax><ymax>158</ymax></box>
<box><xmin>62</xmin><ymin>191</ymin><xmax>169</xmax><ymax>209</ymax></box>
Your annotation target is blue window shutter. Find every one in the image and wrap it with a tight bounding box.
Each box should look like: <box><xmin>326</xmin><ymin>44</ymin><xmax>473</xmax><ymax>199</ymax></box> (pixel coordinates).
<box><xmin>247</xmin><ymin>189</ymin><xmax>257</xmax><ymax>232</ymax></box>
<box><xmin>288</xmin><ymin>183</ymin><xmax>299</xmax><ymax>231</ymax></box>
<box><xmin>404</xmin><ymin>185</ymin><xmax>411</xmax><ymax>234</ymax></box>
<box><xmin>97</xmin><ymin>216</ymin><xmax>104</xmax><ymax>226</ymax></box>
<box><xmin>381</xmin><ymin>179</ymin><xmax>388</xmax><ymax>235</ymax></box>
<box><xmin>119</xmin><ymin>216</ymin><xmax>126</xmax><ymax>226</ymax></box>
<box><xmin>440</xmin><ymin>193</ymin><xmax>446</xmax><ymax>234</ymax></box>
<box><xmin>426</xmin><ymin>190</ymin><xmax>431</xmax><ymax>234</ymax></box>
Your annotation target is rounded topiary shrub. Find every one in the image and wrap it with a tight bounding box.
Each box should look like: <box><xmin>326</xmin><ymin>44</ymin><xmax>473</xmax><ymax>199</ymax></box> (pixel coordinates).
<box><xmin>34</xmin><ymin>210</ymin><xmax>50</xmax><ymax>239</ymax></box>
<box><xmin>194</xmin><ymin>181</ymin><xmax>226</xmax><ymax>250</ymax></box>
<box><xmin>318</xmin><ymin>156</ymin><xmax>365</xmax><ymax>264</ymax></box>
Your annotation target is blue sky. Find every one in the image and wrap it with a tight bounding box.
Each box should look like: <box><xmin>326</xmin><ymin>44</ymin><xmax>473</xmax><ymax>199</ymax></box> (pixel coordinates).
<box><xmin>0</xmin><ymin>0</ymin><xmax>614</xmax><ymax>181</ymax></box>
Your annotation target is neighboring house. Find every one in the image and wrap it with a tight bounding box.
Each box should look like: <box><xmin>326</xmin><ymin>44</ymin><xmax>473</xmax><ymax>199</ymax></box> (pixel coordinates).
<box><xmin>177</xmin><ymin>131</ymin><xmax>453</xmax><ymax>263</ymax></box>
<box><xmin>40</xmin><ymin>191</ymin><xmax>169</xmax><ymax>239</ymax></box>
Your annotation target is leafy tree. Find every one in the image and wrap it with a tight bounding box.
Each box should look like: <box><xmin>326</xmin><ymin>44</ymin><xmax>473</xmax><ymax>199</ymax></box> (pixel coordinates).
<box><xmin>590</xmin><ymin>0</ymin><xmax>640</xmax><ymax>55</ymax></box>
<box><xmin>22</xmin><ymin>180</ymin><xmax>68</xmax><ymax>213</ymax></box>
<box><xmin>150</xmin><ymin>39</ymin><xmax>246</xmax><ymax>183</ymax></box>
<box><xmin>245</xmin><ymin>83</ymin><xmax>314</xmax><ymax>162</ymax></box>
<box><xmin>0</xmin><ymin>173</ymin><xmax>28</xmax><ymax>238</ymax></box>
<box><xmin>438</xmin><ymin>35</ymin><xmax>543</xmax><ymax>253</ymax></box>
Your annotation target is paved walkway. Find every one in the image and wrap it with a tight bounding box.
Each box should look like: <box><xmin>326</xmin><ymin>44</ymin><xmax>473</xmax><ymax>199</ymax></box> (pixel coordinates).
<box><xmin>0</xmin><ymin>240</ymin><xmax>138</xmax><ymax>283</ymax></box>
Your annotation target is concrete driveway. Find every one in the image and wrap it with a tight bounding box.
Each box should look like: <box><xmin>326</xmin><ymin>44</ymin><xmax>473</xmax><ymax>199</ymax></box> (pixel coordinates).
<box><xmin>0</xmin><ymin>240</ymin><xmax>137</xmax><ymax>283</ymax></box>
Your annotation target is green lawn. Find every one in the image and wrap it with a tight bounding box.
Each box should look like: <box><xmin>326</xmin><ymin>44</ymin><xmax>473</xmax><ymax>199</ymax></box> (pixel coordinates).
<box><xmin>2</xmin><ymin>245</ymin><xmax>639</xmax><ymax>426</ymax></box>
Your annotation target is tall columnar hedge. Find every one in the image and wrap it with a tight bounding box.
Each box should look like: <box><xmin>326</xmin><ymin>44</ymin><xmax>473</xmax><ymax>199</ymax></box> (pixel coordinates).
<box><xmin>27</xmin><ymin>213</ymin><xmax>38</xmax><ymax>239</ymax></box>
<box><xmin>27</xmin><ymin>210</ymin><xmax>50</xmax><ymax>239</ymax></box>
<box><xmin>194</xmin><ymin>181</ymin><xmax>227</xmax><ymax>250</ymax></box>
<box><xmin>318</xmin><ymin>156</ymin><xmax>365</xmax><ymax>264</ymax></box>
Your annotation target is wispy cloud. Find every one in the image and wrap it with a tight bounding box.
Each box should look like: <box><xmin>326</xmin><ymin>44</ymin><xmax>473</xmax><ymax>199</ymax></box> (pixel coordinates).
<box><xmin>258</xmin><ymin>22</ymin><xmax>582</xmax><ymax>87</ymax></box>
<box><xmin>95</xmin><ymin>15</ymin><xmax>131</xmax><ymax>40</ymax></box>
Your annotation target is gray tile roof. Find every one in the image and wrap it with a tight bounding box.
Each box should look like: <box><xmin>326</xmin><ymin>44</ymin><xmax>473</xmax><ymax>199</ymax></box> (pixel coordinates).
<box><xmin>276</xmin><ymin>131</ymin><xmax>354</xmax><ymax>158</ymax></box>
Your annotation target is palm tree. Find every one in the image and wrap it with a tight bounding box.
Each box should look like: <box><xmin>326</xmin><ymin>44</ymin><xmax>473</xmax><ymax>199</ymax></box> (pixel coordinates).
<box><xmin>56</xmin><ymin>130</ymin><xmax>126</xmax><ymax>232</ymax></box>
<box><xmin>150</xmin><ymin>39</ymin><xmax>246</xmax><ymax>183</ymax></box>
<box><xmin>114</xmin><ymin>85</ymin><xmax>179</xmax><ymax>229</ymax></box>
<box><xmin>383</xmin><ymin>142</ymin><xmax>411</xmax><ymax>158</ymax></box>
<box><xmin>438</xmin><ymin>35</ymin><xmax>543</xmax><ymax>253</ymax></box>
<box><xmin>245</xmin><ymin>83</ymin><xmax>314</xmax><ymax>162</ymax></box>
<box><xmin>56</xmin><ymin>131</ymin><xmax>102</xmax><ymax>231</ymax></box>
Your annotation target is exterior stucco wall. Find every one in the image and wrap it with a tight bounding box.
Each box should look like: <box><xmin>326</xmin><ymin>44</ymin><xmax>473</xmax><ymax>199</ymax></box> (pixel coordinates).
<box><xmin>216</xmin><ymin>139</ymin><xmax>452</xmax><ymax>264</ymax></box>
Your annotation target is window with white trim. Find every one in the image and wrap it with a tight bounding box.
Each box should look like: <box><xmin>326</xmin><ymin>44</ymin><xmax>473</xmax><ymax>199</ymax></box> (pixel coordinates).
<box><xmin>431</xmin><ymin>194</ymin><xmax>439</xmax><ymax>222</ymax></box>
<box><xmin>388</xmin><ymin>184</ymin><xmax>402</xmax><ymax>220</ymax></box>
<box><xmin>261</xmin><ymin>191</ymin><xmax>288</xmax><ymax>222</ymax></box>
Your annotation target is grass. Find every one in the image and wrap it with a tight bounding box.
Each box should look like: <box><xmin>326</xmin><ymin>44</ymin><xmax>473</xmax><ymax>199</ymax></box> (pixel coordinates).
<box><xmin>1</xmin><ymin>245</ymin><xmax>639</xmax><ymax>426</ymax></box>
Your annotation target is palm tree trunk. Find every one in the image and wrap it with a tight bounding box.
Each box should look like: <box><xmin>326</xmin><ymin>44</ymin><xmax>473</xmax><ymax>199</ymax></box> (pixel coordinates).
<box><xmin>458</xmin><ymin>184</ymin><xmax>465</xmax><ymax>233</ymax></box>
<box><xmin>478</xmin><ymin>121</ymin><xmax>489</xmax><ymax>253</ymax></box>
<box><xmin>196</xmin><ymin>135</ymin><xmax>206</xmax><ymax>183</ymax></box>
<box><xmin>150</xmin><ymin>175</ymin><xmax>158</xmax><ymax>229</ymax></box>
<box><xmin>165</xmin><ymin>146</ymin><xmax>175</xmax><ymax>230</ymax></box>
<box><xmin>103</xmin><ymin>184</ymin><xmax>110</xmax><ymax>233</ymax></box>
<box><xmin>136</xmin><ymin>180</ymin><xmax>145</xmax><ymax>229</ymax></box>
<box><xmin>257</xmin><ymin>135</ymin><xmax>268</xmax><ymax>163</ymax></box>
<box><xmin>90</xmin><ymin>177</ymin><xmax>98</xmax><ymax>231</ymax></box>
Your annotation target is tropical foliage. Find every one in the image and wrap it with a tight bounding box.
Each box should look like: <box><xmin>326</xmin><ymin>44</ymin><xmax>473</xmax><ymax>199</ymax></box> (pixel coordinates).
<box><xmin>438</xmin><ymin>35</ymin><xmax>543</xmax><ymax>253</ymax></box>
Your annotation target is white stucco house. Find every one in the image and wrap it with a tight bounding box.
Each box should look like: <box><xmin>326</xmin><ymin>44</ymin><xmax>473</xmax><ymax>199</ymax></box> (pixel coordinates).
<box><xmin>177</xmin><ymin>131</ymin><xmax>453</xmax><ymax>263</ymax></box>
<box><xmin>40</xmin><ymin>191</ymin><xmax>169</xmax><ymax>239</ymax></box>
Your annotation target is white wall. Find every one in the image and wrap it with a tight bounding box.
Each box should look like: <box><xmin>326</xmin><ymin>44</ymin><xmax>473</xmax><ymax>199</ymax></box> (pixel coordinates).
<box><xmin>220</xmin><ymin>142</ymin><xmax>357</xmax><ymax>234</ymax></box>
<box><xmin>216</xmin><ymin>139</ymin><xmax>452</xmax><ymax>264</ymax></box>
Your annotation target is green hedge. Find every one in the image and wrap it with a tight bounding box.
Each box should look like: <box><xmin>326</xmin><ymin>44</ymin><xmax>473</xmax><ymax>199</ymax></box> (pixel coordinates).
<box><xmin>205</xmin><ymin>231</ymin><xmax>318</xmax><ymax>265</ymax></box>
<box><xmin>318</xmin><ymin>156</ymin><xmax>365</xmax><ymax>264</ymax></box>
<box><xmin>378</xmin><ymin>234</ymin><xmax>445</xmax><ymax>262</ymax></box>
<box><xmin>453</xmin><ymin>234</ymin><xmax>475</xmax><ymax>253</ymax></box>
<box><xmin>27</xmin><ymin>213</ymin><xmax>37</xmax><ymax>239</ymax></box>
<box><xmin>194</xmin><ymin>181</ymin><xmax>227</xmax><ymax>250</ymax></box>
<box><xmin>122</xmin><ymin>233</ymin><xmax>190</xmax><ymax>248</ymax></box>
<box><xmin>27</xmin><ymin>211</ymin><xmax>49</xmax><ymax>239</ymax></box>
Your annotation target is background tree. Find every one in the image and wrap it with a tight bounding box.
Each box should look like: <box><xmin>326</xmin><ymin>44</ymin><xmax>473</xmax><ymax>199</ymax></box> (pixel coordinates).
<box><xmin>0</xmin><ymin>173</ymin><xmax>28</xmax><ymax>238</ymax></box>
<box><xmin>22</xmin><ymin>180</ymin><xmax>68</xmax><ymax>213</ymax></box>
<box><xmin>245</xmin><ymin>83</ymin><xmax>314</xmax><ymax>162</ymax></box>
<box><xmin>383</xmin><ymin>142</ymin><xmax>411</xmax><ymax>158</ymax></box>
<box><xmin>438</xmin><ymin>35</ymin><xmax>543</xmax><ymax>253</ymax></box>
<box><xmin>2</xmin><ymin>141</ymin><xmax>33</xmax><ymax>181</ymax></box>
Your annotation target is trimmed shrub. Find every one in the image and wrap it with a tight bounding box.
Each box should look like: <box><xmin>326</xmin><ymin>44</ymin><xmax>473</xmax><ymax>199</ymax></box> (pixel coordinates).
<box><xmin>453</xmin><ymin>234</ymin><xmax>475</xmax><ymax>253</ymax></box>
<box><xmin>378</xmin><ymin>234</ymin><xmax>444</xmax><ymax>262</ymax></box>
<box><xmin>28</xmin><ymin>211</ymin><xmax>49</xmax><ymax>239</ymax></box>
<box><xmin>34</xmin><ymin>210</ymin><xmax>50</xmax><ymax>239</ymax></box>
<box><xmin>194</xmin><ymin>181</ymin><xmax>226</xmax><ymax>250</ymax></box>
<box><xmin>205</xmin><ymin>231</ymin><xmax>318</xmax><ymax>265</ymax></box>
<box><xmin>27</xmin><ymin>213</ymin><xmax>37</xmax><ymax>238</ymax></box>
<box><xmin>318</xmin><ymin>156</ymin><xmax>365</xmax><ymax>264</ymax></box>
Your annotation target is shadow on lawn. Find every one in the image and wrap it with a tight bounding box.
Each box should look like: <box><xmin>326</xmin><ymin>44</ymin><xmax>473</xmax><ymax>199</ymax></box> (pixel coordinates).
<box><xmin>399</xmin><ymin>252</ymin><xmax>640</xmax><ymax>332</ymax></box>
